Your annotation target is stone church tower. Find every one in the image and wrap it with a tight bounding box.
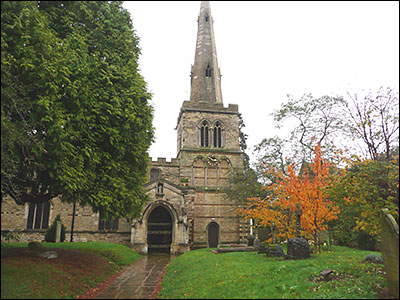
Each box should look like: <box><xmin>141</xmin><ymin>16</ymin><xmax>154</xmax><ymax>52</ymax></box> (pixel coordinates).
<box><xmin>131</xmin><ymin>1</ymin><xmax>247</xmax><ymax>254</ymax></box>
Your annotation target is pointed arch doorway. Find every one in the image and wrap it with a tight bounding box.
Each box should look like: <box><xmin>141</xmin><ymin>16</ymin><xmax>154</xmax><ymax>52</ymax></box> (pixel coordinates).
<box><xmin>147</xmin><ymin>206</ymin><xmax>173</xmax><ymax>253</ymax></box>
<box><xmin>207</xmin><ymin>221</ymin><xmax>219</xmax><ymax>248</ymax></box>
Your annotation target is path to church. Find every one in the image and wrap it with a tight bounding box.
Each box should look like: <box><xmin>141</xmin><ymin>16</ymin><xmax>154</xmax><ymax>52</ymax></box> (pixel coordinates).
<box><xmin>94</xmin><ymin>253</ymin><xmax>177</xmax><ymax>299</ymax></box>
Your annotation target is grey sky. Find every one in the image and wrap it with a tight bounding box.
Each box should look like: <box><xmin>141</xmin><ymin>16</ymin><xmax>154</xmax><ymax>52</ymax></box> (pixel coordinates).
<box><xmin>123</xmin><ymin>1</ymin><xmax>399</xmax><ymax>164</ymax></box>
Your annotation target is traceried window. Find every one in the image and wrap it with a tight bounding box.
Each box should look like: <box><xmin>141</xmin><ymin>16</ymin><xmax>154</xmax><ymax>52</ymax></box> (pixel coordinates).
<box><xmin>213</xmin><ymin>121</ymin><xmax>222</xmax><ymax>148</ymax></box>
<box><xmin>27</xmin><ymin>202</ymin><xmax>50</xmax><ymax>229</ymax></box>
<box><xmin>200</xmin><ymin>121</ymin><xmax>209</xmax><ymax>147</ymax></box>
<box><xmin>205</xmin><ymin>64</ymin><xmax>212</xmax><ymax>77</ymax></box>
<box><xmin>150</xmin><ymin>169</ymin><xmax>160</xmax><ymax>181</ymax></box>
<box><xmin>98</xmin><ymin>211</ymin><xmax>118</xmax><ymax>230</ymax></box>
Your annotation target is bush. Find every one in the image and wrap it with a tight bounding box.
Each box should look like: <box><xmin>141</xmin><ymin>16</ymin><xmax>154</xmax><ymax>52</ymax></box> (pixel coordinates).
<box><xmin>364</xmin><ymin>254</ymin><xmax>383</xmax><ymax>264</ymax></box>
<box><xmin>45</xmin><ymin>214</ymin><xmax>66</xmax><ymax>242</ymax></box>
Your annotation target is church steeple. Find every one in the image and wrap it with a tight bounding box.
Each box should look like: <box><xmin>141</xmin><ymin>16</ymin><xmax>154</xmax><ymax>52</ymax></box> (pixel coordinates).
<box><xmin>190</xmin><ymin>1</ymin><xmax>223</xmax><ymax>104</ymax></box>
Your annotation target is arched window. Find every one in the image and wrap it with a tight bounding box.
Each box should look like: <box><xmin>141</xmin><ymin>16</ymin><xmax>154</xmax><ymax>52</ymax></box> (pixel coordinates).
<box><xmin>213</xmin><ymin>121</ymin><xmax>222</xmax><ymax>148</ymax></box>
<box><xmin>200</xmin><ymin>121</ymin><xmax>209</xmax><ymax>147</ymax></box>
<box><xmin>150</xmin><ymin>169</ymin><xmax>160</xmax><ymax>181</ymax></box>
<box><xmin>205</xmin><ymin>64</ymin><xmax>212</xmax><ymax>78</ymax></box>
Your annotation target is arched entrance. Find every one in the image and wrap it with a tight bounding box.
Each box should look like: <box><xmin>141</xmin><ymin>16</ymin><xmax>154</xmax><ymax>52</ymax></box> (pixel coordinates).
<box><xmin>207</xmin><ymin>222</ymin><xmax>219</xmax><ymax>248</ymax></box>
<box><xmin>147</xmin><ymin>206</ymin><xmax>173</xmax><ymax>253</ymax></box>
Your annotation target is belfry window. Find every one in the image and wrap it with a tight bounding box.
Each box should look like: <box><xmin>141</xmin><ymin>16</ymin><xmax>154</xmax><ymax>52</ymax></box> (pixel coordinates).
<box><xmin>150</xmin><ymin>169</ymin><xmax>160</xmax><ymax>181</ymax></box>
<box><xmin>205</xmin><ymin>64</ymin><xmax>212</xmax><ymax>77</ymax></box>
<box><xmin>213</xmin><ymin>121</ymin><xmax>222</xmax><ymax>148</ymax></box>
<box><xmin>205</xmin><ymin>15</ymin><xmax>209</xmax><ymax>22</ymax></box>
<box><xmin>200</xmin><ymin>121</ymin><xmax>209</xmax><ymax>147</ymax></box>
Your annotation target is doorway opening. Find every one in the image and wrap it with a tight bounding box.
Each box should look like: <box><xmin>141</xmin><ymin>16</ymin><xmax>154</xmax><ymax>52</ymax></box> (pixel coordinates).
<box><xmin>207</xmin><ymin>221</ymin><xmax>219</xmax><ymax>248</ymax></box>
<box><xmin>147</xmin><ymin>206</ymin><xmax>172</xmax><ymax>253</ymax></box>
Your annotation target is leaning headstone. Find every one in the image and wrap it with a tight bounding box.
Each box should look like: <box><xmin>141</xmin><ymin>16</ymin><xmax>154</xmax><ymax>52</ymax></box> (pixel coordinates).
<box><xmin>286</xmin><ymin>237</ymin><xmax>310</xmax><ymax>259</ymax></box>
<box><xmin>266</xmin><ymin>244</ymin><xmax>284</xmax><ymax>257</ymax></box>
<box><xmin>320</xmin><ymin>269</ymin><xmax>333</xmax><ymax>281</ymax></box>
<box><xmin>380</xmin><ymin>208</ymin><xmax>399</xmax><ymax>299</ymax></box>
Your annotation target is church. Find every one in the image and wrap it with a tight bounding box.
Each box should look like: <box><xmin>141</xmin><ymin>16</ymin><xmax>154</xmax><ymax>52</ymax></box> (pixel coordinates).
<box><xmin>1</xmin><ymin>1</ymin><xmax>250</xmax><ymax>254</ymax></box>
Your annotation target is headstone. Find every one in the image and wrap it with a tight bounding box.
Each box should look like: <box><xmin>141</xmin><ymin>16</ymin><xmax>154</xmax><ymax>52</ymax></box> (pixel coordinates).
<box><xmin>258</xmin><ymin>243</ymin><xmax>267</xmax><ymax>254</ymax></box>
<box><xmin>254</xmin><ymin>238</ymin><xmax>260</xmax><ymax>251</ymax></box>
<box><xmin>286</xmin><ymin>237</ymin><xmax>310</xmax><ymax>259</ymax></box>
<box><xmin>55</xmin><ymin>221</ymin><xmax>62</xmax><ymax>243</ymax></box>
<box><xmin>266</xmin><ymin>244</ymin><xmax>284</xmax><ymax>257</ymax></box>
<box><xmin>380</xmin><ymin>208</ymin><xmax>399</xmax><ymax>299</ymax></box>
<box><xmin>320</xmin><ymin>269</ymin><xmax>333</xmax><ymax>281</ymax></box>
<box><xmin>247</xmin><ymin>235</ymin><xmax>255</xmax><ymax>246</ymax></box>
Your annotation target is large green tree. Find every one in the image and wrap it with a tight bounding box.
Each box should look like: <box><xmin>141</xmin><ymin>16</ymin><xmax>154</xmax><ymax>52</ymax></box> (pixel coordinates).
<box><xmin>1</xmin><ymin>1</ymin><xmax>154</xmax><ymax>219</ymax></box>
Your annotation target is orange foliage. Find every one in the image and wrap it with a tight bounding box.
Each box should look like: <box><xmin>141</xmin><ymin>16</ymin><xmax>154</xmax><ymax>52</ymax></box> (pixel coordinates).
<box><xmin>237</xmin><ymin>144</ymin><xmax>340</xmax><ymax>251</ymax></box>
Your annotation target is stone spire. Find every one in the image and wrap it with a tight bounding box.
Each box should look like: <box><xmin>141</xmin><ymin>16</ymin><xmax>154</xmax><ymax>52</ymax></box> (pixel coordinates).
<box><xmin>190</xmin><ymin>1</ymin><xmax>223</xmax><ymax>103</ymax></box>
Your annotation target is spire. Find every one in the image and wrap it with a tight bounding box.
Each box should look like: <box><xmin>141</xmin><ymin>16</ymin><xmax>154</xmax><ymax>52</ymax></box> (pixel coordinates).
<box><xmin>190</xmin><ymin>1</ymin><xmax>223</xmax><ymax>103</ymax></box>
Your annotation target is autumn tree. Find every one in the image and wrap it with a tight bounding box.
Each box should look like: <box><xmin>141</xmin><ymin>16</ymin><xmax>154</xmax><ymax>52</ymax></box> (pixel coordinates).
<box><xmin>1</xmin><ymin>1</ymin><xmax>154</xmax><ymax>219</ymax></box>
<box><xmin>238</xmin><ymin>144</ymin><xmax>340</xmax><ymax>253</ymax></box>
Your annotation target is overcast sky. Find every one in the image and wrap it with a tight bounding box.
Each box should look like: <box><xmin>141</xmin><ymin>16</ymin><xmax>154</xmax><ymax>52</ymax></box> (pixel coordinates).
<box><xmin>123</xmin><ymin>1</ymin><xmax>399</xmax><ymax>164</ymax></box>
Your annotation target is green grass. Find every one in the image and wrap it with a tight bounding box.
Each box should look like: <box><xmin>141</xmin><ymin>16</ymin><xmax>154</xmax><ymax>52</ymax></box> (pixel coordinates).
<box><xmin>2</xmin><ymin>241</ymin><xmax>141</xmax><ymax>266</ymax></box>
<box><xmin>1</xmin><ymin>242</ymin><xmax>141</xmax><ymax>299</ymax></box>
<box><xmin>159</xmin><ymin>246</ymin><xmax>388</xmax><ymax>299</ymax></box>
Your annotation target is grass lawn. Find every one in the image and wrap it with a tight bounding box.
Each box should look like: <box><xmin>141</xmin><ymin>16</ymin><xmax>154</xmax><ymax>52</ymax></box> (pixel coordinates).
<box><xmin>1</xmin><ymin>242</ymin><xmax>141</xmax><ymax>299</ymax></box>
<box><xmin>159</xmin><ymin>246</ymin><xmax>389</xmax><ymax>299</ymax></box>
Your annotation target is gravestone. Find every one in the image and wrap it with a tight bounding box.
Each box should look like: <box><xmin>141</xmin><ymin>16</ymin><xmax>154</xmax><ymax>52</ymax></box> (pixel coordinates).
<box><xmin>258</xmin><ymin>243</ymin><xmax>267</xmax><ymax>254</ymax></box>
<box><xmin>55</xmin><ymin>221</ymin><xmax>62</xmax><ymax>243</ymax></box>
<box><xmin>266</xmin><ymin>244</ymin><xmax>284</xmax><ymax>257</ymax></box>
<box><xmin>286</xmin><ymin>237</ymin><xmax>310</xmax><ymax>259</ymax></box>
<box><xmin>381</xmin><ymin>208</ymin><xmax>399</xmax><ymax>299</ymax></box>
<box><xmin>254</xmin><ymin>237</ymin><xmax>260</xmax><ymax>251</ymax></box>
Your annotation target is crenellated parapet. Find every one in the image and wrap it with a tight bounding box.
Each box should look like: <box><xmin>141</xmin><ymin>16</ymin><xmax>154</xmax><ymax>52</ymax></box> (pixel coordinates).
<box><xmin>150</xmin><ymin>157</ymin><xmax>180</xmax><ymax>167</ymax></box>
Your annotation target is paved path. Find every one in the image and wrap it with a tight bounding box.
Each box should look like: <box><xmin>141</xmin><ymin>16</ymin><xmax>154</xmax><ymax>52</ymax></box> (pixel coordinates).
<box><xmin>95</xmin><ymin>253</ymin><xmax>177</xmax><ymax>299</ymax></box>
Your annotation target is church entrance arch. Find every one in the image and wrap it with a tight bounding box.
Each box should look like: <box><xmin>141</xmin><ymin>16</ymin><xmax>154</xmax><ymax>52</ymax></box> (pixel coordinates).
<box><xmin>207</xmin><ymin>222</ymin><xmax>219</xmax><ymax>248</ymax></box>
<box><xmin>147</xmin><ymin>206</ymin><xmax>173</xmax><ymax>253</ymax></box>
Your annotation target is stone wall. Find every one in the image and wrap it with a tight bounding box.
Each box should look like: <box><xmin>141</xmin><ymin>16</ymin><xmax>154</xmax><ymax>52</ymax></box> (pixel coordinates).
<box><xmin>1</xmin><ymin>195</ymin><xmax>132</xmax><ymax>244</ymax></box>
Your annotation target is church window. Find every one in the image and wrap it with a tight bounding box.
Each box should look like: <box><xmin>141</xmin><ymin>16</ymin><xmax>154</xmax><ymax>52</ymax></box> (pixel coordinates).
<box><xmin>150</xmin><ymin>169</ymin><xmax>160</xmax><ymax>181</ymax></box>
<box><xmin>205</xmin><ymin>16</ymin><xmax>209</xmax><ymax>22</ymax></box>
<box><xmin>205</xmin><ymin>64</ymin><xmax>212</xmax><ymax>77</ymax></box>
<box><xmin>27</xmin><ymin>202</ymin><xmax>50</xmax><ymax>230</ymax></box>
<box><xmin>98</xmin><ymin>211</ymin><xmax>118</xmax><ymax>230</ymax></box>
<box><xmin>213</xmin><ymin>121</ymin><xmax>222</xmax><ymax>148</ymax></box>
<box><xmin>200</xmin><ymin>121</ymin><xmax>209</xmax><ymax>147</ymax></box>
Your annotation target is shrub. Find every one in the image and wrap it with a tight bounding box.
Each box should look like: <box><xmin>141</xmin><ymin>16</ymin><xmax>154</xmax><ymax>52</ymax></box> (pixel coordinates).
<box><xmin>45</xmin><ymin>214</ymin><xmax>66</xmax><ymax>242</ymax></box>
<box><xmin>364</xmin><ymin>254</ymin><xmax>383</xmax><ymax>264</ymax></box>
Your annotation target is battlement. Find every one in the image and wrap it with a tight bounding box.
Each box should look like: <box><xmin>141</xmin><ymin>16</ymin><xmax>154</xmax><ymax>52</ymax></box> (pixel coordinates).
<box><xmin>150</xmin><ymin>157</ymin><xmax>180</xmax><ymax>166</ymax></box>
<box><xmin>181</xmin><ymin>100</ymin><xmax>239</xmax><ymax>113</ymax></box>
